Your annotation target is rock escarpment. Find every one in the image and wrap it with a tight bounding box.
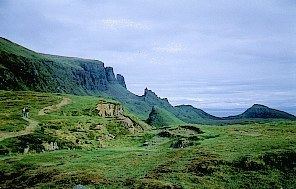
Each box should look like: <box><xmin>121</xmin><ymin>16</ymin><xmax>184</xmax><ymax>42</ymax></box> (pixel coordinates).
<box><xmin>73</xmin><ymin>62</ymin><xmax>108</xmax><ymax>91</ymax></box>
<box><xmin>116</xmin><ymin>74</ymin><xmax>126</xmax><ymax>88</ymax></box>
<box><xmin>96</xmin><ymin>100</ymin><xmax>124</xmax><ymax>117</ymax></box>
<box><xmin>105</xmin><ymin>67</ymin><xmax>117</xmax><ymax>83</ymax></box>
<box><xmin>96</xmin><ymin>100</ymin><xmax>145</xmax><ymax>133</ymax></box>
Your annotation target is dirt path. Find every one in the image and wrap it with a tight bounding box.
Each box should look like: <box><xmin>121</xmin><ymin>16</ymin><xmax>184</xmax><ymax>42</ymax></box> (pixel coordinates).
<box><xmin>0</xmin><ymin>118</ymin><xmax>39</xmax><ymax>141</ymax></box>
<box><xmin>0</xmin><ymin>97</ymin><xmax>71</xmax><ymax>141</ymax></box>
<box><xmin>38</xmin><ymin>97</ymin><xmax>71</xmax><ymax>115</ymax></box>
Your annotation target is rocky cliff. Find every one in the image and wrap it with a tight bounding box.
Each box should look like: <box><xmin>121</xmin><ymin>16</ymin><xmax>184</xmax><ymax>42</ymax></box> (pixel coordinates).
<box><xmin>95</xmin><ymin>100</ymin><xmax>148</xmax><ymax>133</ymax></box>
<box><xmin>96</xmin><ymin>100</ymin><xmax>124</xmax><ymax>117</ymax></box>
<box><xmin>116</xmin><ymin>74</ymin><xmax>126</xmax><ymax>88</ymax></box>
<box><xmin>0</xmin><ymin>37</ymin><xmax>126</xmax><ymax>94</ymax></box>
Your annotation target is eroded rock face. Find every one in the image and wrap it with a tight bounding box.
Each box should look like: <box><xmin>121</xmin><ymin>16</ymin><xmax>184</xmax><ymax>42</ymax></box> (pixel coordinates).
<box><xmin>105</xmin><ymin>67</ymin><xmax>117</xmax><ymax>83</ymax></box>
<box><xmin>73</xmin><ymin>62</ymin><xmax>108</xmax><ymax>91</ymax></box>
<box><xmin>96</xmin><ymin>101</ymin><xmax>124</xmax><ymax>117</ymax></box>
<box><xmin>96</xmin><ymin>101</ymin><xmax>145</xmax><ymax>134</ymax></box>
<box><xmin>116</xmin><ymin>74</ymin><xmax>126</xmax><ymax>88</ymax></box>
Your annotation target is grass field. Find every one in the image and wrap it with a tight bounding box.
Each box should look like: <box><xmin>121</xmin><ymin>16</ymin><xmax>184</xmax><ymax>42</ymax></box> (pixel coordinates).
<box><xmin>0</xmin><ymin>91</ymin><xmax>295</xmax><ymax>188</ymax></box>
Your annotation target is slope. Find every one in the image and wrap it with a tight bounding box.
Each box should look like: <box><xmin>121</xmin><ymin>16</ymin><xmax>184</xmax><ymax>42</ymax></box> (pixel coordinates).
<box><xmin>146</xmin><ymin>106</ymin><xmax>184</xmax><ymax>127</ymax></box>
<box><xmin>225</xmin><ymin>104</ymin><xmax>296</xmax><ymax>120</ymax></box>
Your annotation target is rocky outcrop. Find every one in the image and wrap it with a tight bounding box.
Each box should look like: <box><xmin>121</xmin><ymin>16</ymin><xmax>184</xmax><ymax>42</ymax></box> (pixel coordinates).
<box><xmin>143</xmin><ymin>88</ymin><xmax>158</xmax><ymax>99</ymax></box>
<box><xmin>73</xmin><ymin>62</ymin><xmax>108</xmax><ymax>91</ymax></box>
<box><xmin>116</xmin><ymin>74</ymin><xmax>126</xmax><ymax>88</ymax></box>
<box><xmin>105</xmin><ymin>67</ymin><xmax>117</xmax><ymax>83</ymax></box>
<box><xmin>96</xmin><ymin>101</ymin><xmax>123</xmax><ymax>117</ymax></box>
<box><xmin>96</xmin><ymin>100</ymin><xmax>146</xmax><ymax>133</ymax></box>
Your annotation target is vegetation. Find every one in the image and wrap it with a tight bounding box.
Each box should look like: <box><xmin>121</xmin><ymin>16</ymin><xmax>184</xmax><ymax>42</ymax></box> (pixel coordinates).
<box><xmin>0</xmin><ymin>91</ymin><xmax>295</xmax><ymax>188</ymax></box>
<box><xmin>146</xmin><ymin>106</ymin><xmax>184</xmax><ymax>128</ymax></box>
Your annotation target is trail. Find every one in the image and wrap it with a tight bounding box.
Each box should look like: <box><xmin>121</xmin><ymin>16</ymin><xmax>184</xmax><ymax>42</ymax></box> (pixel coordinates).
<box><xmin>0</xmin><ymin>97</ymin><xmax>71</xmax><ymax>141</ymax></box>
<box><xmin>38</xmin><ymin>97</ymin><xmax>71</xmax><ymax>115</ymax></box>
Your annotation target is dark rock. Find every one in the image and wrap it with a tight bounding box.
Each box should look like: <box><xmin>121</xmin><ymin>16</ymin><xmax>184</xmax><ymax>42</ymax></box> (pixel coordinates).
<box><xmin>73</xmin><ymin>62</ymin><xmax>108</xmax><ymax>91</ymax></box>
<box><xmin>158</xmin><ymin>131</ymin><xmax>173</xmax><ymax>138</ymax></box>
<box><xmin>116</xmin><ymin>74</ymin><xmax>126</xmax><ymax>88</ymax></box>
<box><xmin>143</xmin><ymin>141</ymin><xmax>149</xmax><ymax>146</ymax></box>
<box><xmin>143</xmin><ymin>88</ymin><xmax>158</xmax><ymax>99</ymax></box>
<box><xmin>180</xmin><ymin>125</ymin><xmax>204</xmax><ymax>134</ymax></box>
<box><xmin>105</xmin><ymin>67</ymin><xmax>116</xmax><ymax>83</ymax></box>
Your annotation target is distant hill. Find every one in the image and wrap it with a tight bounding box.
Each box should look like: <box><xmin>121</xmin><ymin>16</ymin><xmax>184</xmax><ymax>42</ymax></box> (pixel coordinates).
<box><xmin>174</xmin><ymin>105</ymin><xmax>222</xmax><ymax>124</ymax></box>
<box><xmin>146</xmin><ymin>106</ymin><xmax>184</xmax><ymax>127</ymax></box>
<box><xmin>225</xmin><ymin>104</ymin><xmax>296</xmax><ymax>120</ymax></box>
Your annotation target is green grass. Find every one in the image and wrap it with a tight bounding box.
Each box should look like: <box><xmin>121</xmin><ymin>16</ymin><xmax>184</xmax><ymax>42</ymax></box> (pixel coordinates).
<box><xmin>0</xmin><ymin>91</ymin><xmax>296</xmax><ymax>188</ymax></box>
<box><xmin>0</xmin><ymin>90</ymin><xmax>62</xmax><ymax>131</ymax></box>
<box><xmin>147</xmin><ymin>106</ymin><xmax>185</xmax><ymax>128</ymax></box>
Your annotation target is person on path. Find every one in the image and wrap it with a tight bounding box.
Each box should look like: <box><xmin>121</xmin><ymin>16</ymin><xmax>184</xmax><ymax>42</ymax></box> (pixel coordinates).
<box><xmin>22</xmin><ymin>107</ymin><xmax>26</xmax><ymax>118</ymax></box>
<box><xmin>25</xmin><ymin>107</ymin><xmax>30</xmax><ymax>118</ymax></box>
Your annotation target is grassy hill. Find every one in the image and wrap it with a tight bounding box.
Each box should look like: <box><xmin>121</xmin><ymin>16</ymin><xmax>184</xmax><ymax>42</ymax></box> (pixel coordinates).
<box><xmin>0</xmin><ymin>90</ymin><xmax>149</xmax><ymax>155</ymax></box>
<box><xmin>225</xmin><ymin>104</ymin><xmax>296</xmax><ymax>120</ymax></box>
<box><xmin>0</xmin><ymin>90</ymin><xmax>295</xmax><ymax>188</ymax></box>
<box><xmin>146</xmin><ymin>106</ymin><xmax>184</xmax><ymax>127</ymax></box>
<box><xmin>174</xmin><ymin>105</ymin><xmax>222</xmax><ymax>124</ymax></box>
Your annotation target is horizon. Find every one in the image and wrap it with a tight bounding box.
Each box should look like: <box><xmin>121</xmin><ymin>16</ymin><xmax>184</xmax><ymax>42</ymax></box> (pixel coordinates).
<box><xmin>1</xmin><ymin>0</ymin><xmax>295</xmax><ymax>116</ymax></box>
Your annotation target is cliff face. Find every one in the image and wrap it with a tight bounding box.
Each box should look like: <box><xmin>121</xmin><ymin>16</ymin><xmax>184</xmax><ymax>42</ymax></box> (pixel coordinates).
<box><xmin>105</xmin><ymin>67</ymin><xmax>117</xmax><ymax>83</ymax></box>
<box><xmin>0</xmin><ymin>37</ymin><xmax>127</xmax><ymax>94</ymax></box>
<box><xmin>116</xmin><ymin>74</ymin><xmax>126</xmax><ymax>88</ymax></box>
<box><xmin>73</xmin><ymin>62</ymin><xmax>108</xmax><ymax>91</ymax></box>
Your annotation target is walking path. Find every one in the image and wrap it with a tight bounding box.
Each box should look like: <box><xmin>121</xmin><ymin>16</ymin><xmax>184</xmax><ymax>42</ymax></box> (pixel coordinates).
<box><xmin>0</xmin><ymin>97</ymin><xmax>71</xmax><ymax>141</ymax></box>
<box><xmin>38</xmin><ymin>97</ymin><xmax>71</xmax><ymax>115</ymax></box>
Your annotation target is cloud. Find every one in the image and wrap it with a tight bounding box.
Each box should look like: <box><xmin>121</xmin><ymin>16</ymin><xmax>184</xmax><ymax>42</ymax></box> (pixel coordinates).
<box><xmin>153</xmin><ymin>42</ymin><xmax>186</xmax><ymax>54</ymax></box>
<box><xmin>101</xmin><ymin>19</ymin><xmax>151</xmax><ymax>30</ymax></box>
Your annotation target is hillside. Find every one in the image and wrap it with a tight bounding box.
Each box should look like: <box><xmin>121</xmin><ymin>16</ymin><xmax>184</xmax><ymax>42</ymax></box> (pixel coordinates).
<box><xmin>146</xmin><ymin>106</ymin><xmax>184</xmax><ymax>127</ymax></box>
<box><xmin>0</xmin><ymin>90</ymin><xmax>149</xmax><ymax>154</ymax></box>
<box><xmin>0</xmin><ymin>38</ymin><xmax>178</xmax><ymax>121</ymax></box>
<box><xmin>1</xmin><ymin>37</ymin><xmax>295</xmax><ymax>124</ymax></box>
<box><xmin>174</xmin><ymin>105</ymin><xmax>222</xmax><ymax>124</ymax></box>
<box><xmin>1</xmin><ymin>90</ymin><xmax>296</xmax><ymax>188</ymax></box>
<box><xmin>225</xmin><ymin>104</ymin><xmax>296</xmax><ymax>120</ymax></box>
<box><xmin>0</xmin><ymin>37</ymin><xmax>127</xmax><ymax>94</ymax></box>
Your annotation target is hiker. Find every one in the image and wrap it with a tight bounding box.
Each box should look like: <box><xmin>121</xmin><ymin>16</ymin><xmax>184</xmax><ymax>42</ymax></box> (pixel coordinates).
<box><xmin>22</xmin><ymin>107</ymin><xmax>26</xmax><ymax>118</ymax></box>
<box><xmin>25</xmin><ymin>107</ymin><xmax>30</xmax><ymax>118</ymax></box>
<box><xmin>23</xmin><ymin>107</ymin><xmax>30</xmax><ymax>118</ymax></box>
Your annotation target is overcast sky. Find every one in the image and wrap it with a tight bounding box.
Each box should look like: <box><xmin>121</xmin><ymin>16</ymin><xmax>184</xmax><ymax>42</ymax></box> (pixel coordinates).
<box><xmin>1</xmin><ymin>0</ymin><xmax>295</xmax><ymax>116</ymax></box>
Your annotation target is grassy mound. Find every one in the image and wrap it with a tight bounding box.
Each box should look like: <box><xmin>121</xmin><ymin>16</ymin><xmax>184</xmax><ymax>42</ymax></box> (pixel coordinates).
<box><xmin>146</xmin><ymin>106</ymin><xmax>184</xmax><ymax>128</ymax></box>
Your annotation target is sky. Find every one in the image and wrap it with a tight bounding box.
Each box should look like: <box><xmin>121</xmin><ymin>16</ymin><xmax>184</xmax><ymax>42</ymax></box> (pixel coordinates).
<box><xmin>1</xmin><ymin>0</ymin><xmax>296</xmax><ymax>116</ymax></box>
